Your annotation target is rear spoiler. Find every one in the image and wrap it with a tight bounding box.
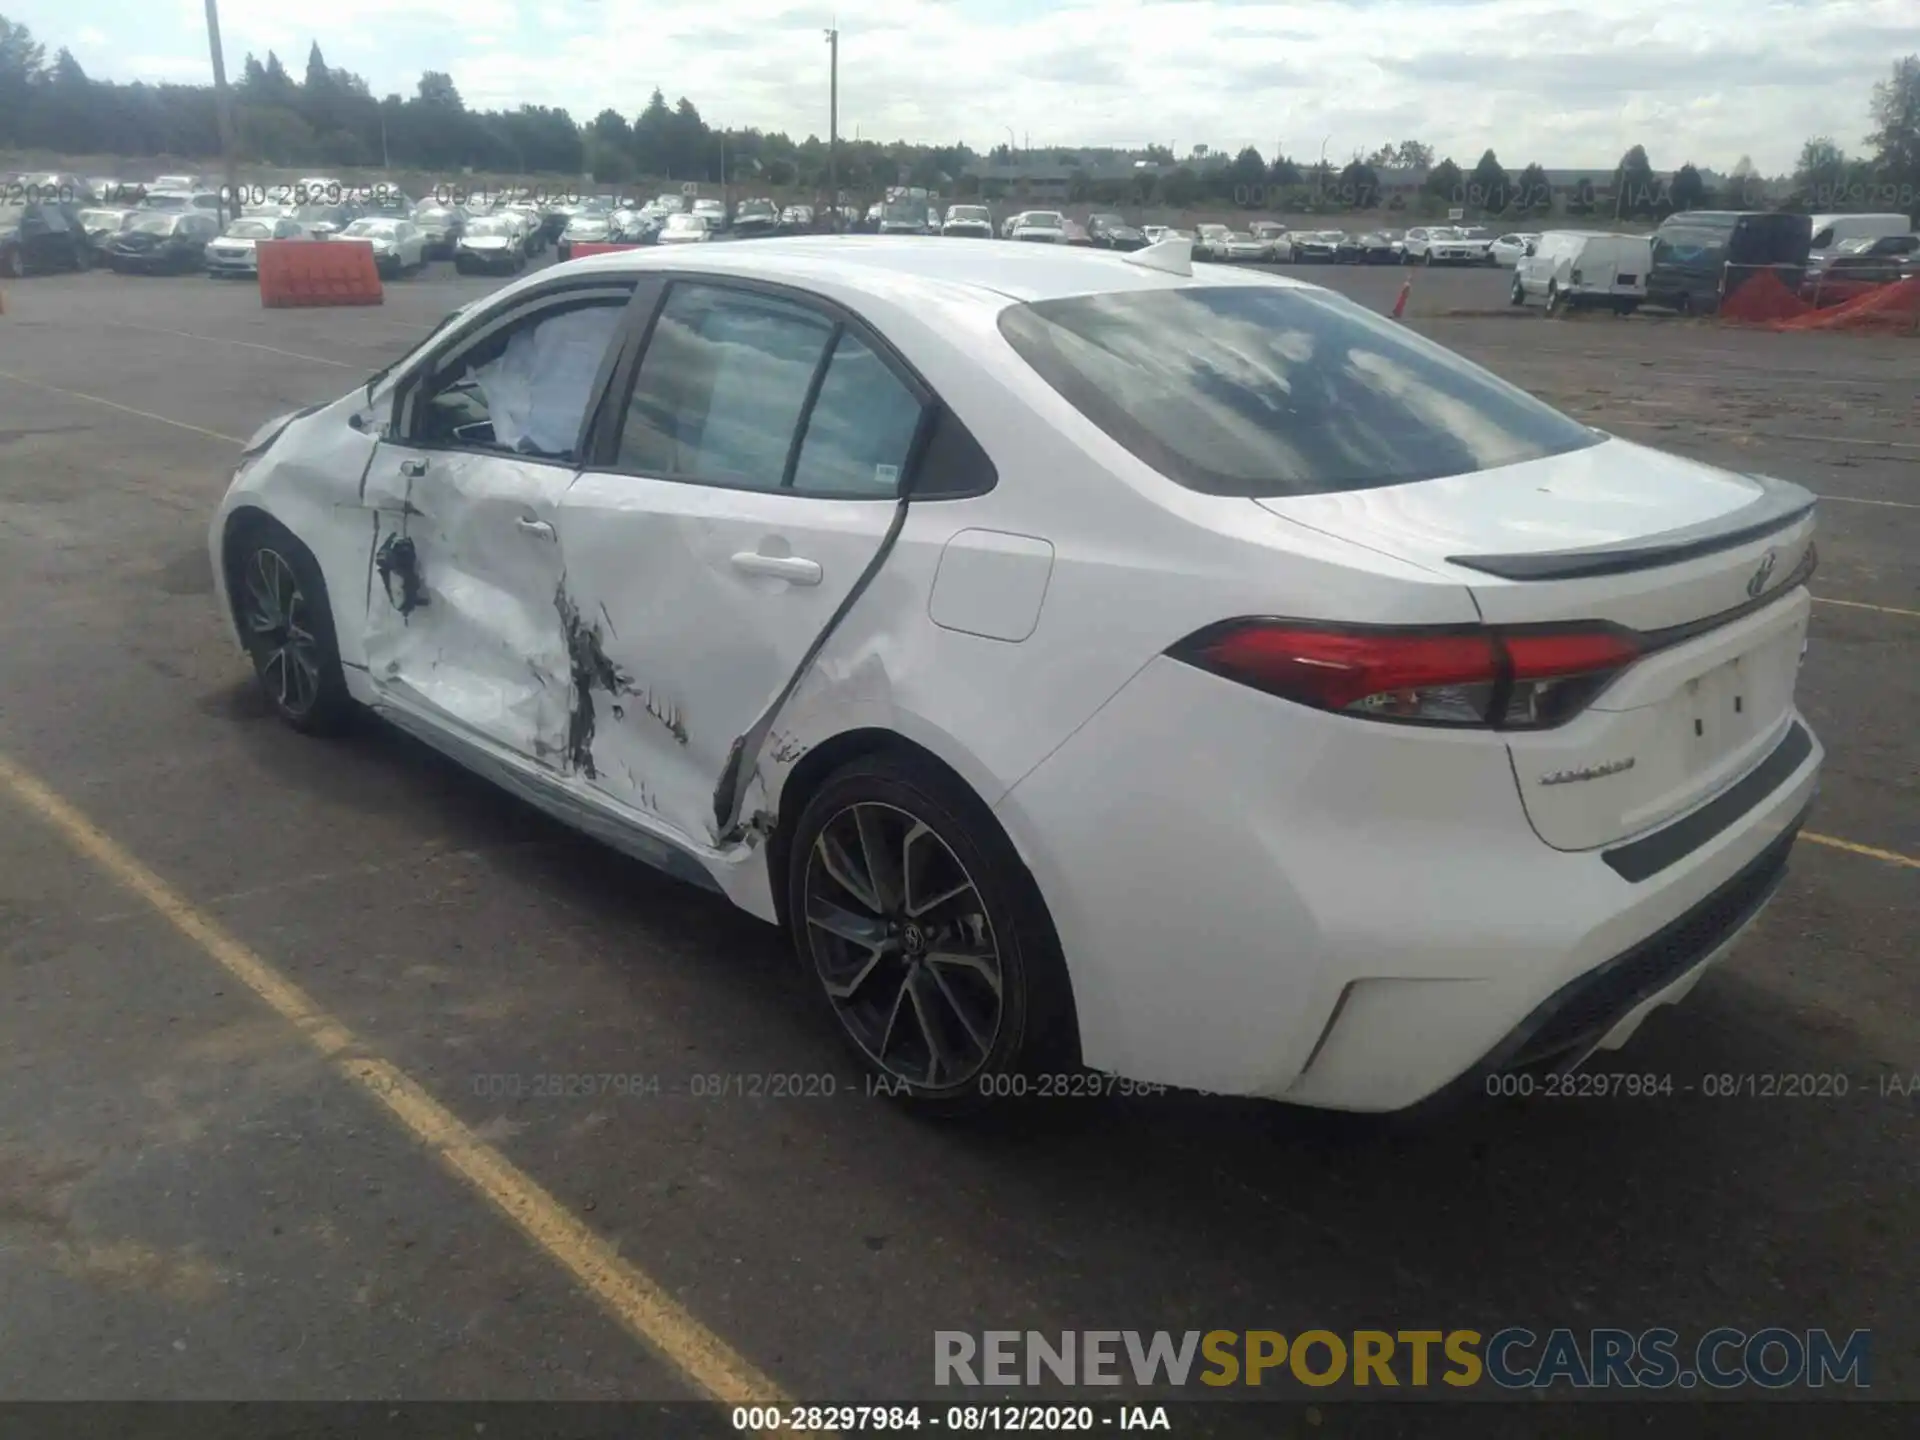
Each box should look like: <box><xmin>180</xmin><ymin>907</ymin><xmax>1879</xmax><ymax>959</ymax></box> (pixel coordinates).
<box><xmin>1447</xmin><ymin>474</ymin><xmax>1816</xmax><ymax>581</ymax></box>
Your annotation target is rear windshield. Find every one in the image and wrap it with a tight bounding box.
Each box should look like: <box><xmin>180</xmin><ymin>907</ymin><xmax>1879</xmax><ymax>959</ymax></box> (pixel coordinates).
<box><xmin>996</xmin><ymin>286</ymin><xmax>1603</xmax><ymax>497</ymax></box>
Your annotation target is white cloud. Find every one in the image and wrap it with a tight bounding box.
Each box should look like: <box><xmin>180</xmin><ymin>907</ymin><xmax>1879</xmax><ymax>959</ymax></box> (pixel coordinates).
<box><xmin>10</xmin><ymin>0</ymin><xmax>1912</xmax><ymax>172</ymax></box>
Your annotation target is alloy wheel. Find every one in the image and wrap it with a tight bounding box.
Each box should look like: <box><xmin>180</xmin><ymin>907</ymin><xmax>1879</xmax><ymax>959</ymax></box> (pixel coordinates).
<box><xmin>803</xmin><ymin>801</ymin><xmax>1005</xmax><ymax>1089</ymax></box>
<box><xmin>239</xmin><ymin>546</ymin><xmax>322</xmax><ymax>718</ymax></box>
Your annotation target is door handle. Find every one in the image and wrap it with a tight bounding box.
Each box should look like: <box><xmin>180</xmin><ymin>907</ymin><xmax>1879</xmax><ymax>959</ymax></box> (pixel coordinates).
<box><xmin>515</xmin><ymin>517</ymin><xmax>556</xmax><ymax>540</ymax></box>
<box><xmin>730</xmin><ymin>552</ymin><xmax>822</xmax><ymax>585</ymax></box>
<box><xmin>400</xmin><ymin>458</ymin><xmax>427</xmax><ymax>477</ymax></box>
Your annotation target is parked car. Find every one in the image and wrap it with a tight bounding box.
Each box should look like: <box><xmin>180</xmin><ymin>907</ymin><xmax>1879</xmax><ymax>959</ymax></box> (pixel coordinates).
<box><xmin>733</xmin><ymin>198</ymin><xmax>781</xmax><ymax>239</ymax></box>
<box><xmin>209</xmin><ymin>240</ymin><xmax>1825</xmax><ymax>1116</ymax></box>
<box><xmin>1086</xmin><ymin>213</ymin><xmax>1147</xmax><ymax>251</ymax></box>
<box><xmin>87</xmin><ymin>177</ymin><xmax>136</xmax><ymax>204</ymax></box>
<box><xmin>1250</xmin><ymin>221</ymin><xmax>1289</xmax><ymax>256</ymax></box>
<box><xmin>558</xmin><ymin>211</ymin><xmax>616</xmax><ymax>260</ymax></box>
<box><xmin>1220</xmin><ymin>230</ymin><xmax>1271</xmax><ymax>262</ymax></box>
<box><xmin>1512</xmin><ymin>230</ymin><xmax>1652</xmax><ymax>314</ymax></box>
<box><xmin>1804</xmin><ymin>218</ymin><xmax>1914</xmax><ymax>284</ymax></box>
<box><xmin>1192</xmin><ymin>223</ymin><xmax>1232</xmax><ymax>260</ymax></box>
<box><xmin>151</xmin><ymin>173</ymin><xmax>204</xmax><ymax>193</ymax></box>
<box><xmin>1807</xmin><ymin>233</ymin><xmax>1919</xmax><ymax>291</ymax></box>
<box><xmin>498</xmin><ymin>204</ymin><xmax>549</xmax><ymax>254</ymax></box>
<box><xmin>1455</xmin><ymin>227</ymin><xmax>1500</xmax><ymax>264</ymax></box>
<box><xmin>142</xmin><ymin>189</ymin><xmax>228</xmax><ymax>222</ymax></box>
<box><xmin>293</xmin><ymin>202</ymin><xmax>356</xmax><ymax>239</ymax></box>
<box><xmin>333</xmin><ymin>217</ymin><xmax>426</xmax><ymax>276</ymax></box>
<box><xmin>1337</xmin><ymin>232</ymin><xmax>1397</xmax><ymax>264</ymax></box>
<box><xmin>1647</xmin><ymin>210</ymin><xmax>1812</xmax><ymax>314</ymax></box>
<box><xmin>206</xmin><ymin>215</ymin><xmax>311</xmax><ymax>277</ymax></box>
<box><xmin>691</xmin><ymin>198</ymin><xmax>729</xmax><ymax>234</ymax></box>
<box><xmin>779</xmin><ymin>204</ymin><xmax>817</xmax><ymax>231</ymax></box>
<box><xmin>1011</xmin><ymin>210</ymin><xmax>1069</xmax><ymax>244</ymax></box>
<box><xmin>413</xmin><ymin>204</ymin><xmax>467</xmax><ymax>258</ymax></box>
<box><xmin>1490</xmin><ymin>233</ymin><xmax>1537</xmax><ymax>267</ymax></box>
<box><xmin>453</xmin><ymin>214</ymin><xmax>529</xmax><ymax>274</ymax></box>
<box><xmin>1290</xmin><ymin>230</ymin><xmax>1342</xmax><ymax>262</ymax></box>
<box><xmin>1806</xmin><ymin>213</ymin><xmax>1911</xmax><ymax>262</ymax></box>
<box><xmin>999</xmin><ymin>212</ymin><xmax>1022</xmax><ymax>238</ymax></box>
<box><xmin>75</xmin><ymin>206</ymin><xmax>137</xmax><ymax>261</ymax></box>
<box><xmin>106</xmin><ymin>210</ymin><xmax>222</xmax><ymax>273</ymax></box>
<box><xmin>656</xmin><ymin>213</ymin><xmax>712</xmax><ymax>245</ymax></box>
<box><xmin>1403</xmin><ymin>226</ymin><xmax>1481</xmax><ymax>264</ymax></box>
<box><xmin>940</xmin><ymin>204</ymin><xmax>994</xmax><ymax>238</ymax></box>
<box><xmin>0</xmin><ymin>201</ymin><xmax>94</xmax><ymax>275</ymax></box>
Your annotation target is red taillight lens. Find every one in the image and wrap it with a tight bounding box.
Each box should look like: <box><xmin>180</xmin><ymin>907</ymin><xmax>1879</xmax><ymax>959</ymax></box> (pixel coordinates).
<box><xmin>1173</xmin><ymin>622</ymin><xmax>1639</xmax><ymax>729</ymax></box>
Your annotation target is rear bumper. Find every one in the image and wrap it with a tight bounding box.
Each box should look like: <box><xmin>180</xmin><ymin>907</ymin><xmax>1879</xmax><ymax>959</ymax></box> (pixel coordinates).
<box><xmin>995</xmin><ymin>655</ymin><xmax>1821</xmax><ymax>1111</ymax></box>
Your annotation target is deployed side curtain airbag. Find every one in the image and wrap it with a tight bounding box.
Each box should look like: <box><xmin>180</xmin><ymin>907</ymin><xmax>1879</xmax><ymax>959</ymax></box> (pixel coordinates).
<box><xmin>469</xmin><ymin>305</ymin><xmax>625</xmax><ymax>457</ymax></box>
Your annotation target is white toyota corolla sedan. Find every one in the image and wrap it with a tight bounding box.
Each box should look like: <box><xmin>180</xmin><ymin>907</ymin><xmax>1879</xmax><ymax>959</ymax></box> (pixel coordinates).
<box><xmin>208</xmin><ymin>236</ymin><xmax>1822</xmax><ymax>1113</ymax></box>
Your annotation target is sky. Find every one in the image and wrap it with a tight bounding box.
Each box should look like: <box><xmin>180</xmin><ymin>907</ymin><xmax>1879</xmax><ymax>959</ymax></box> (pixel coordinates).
<box><xmin>13</xmin><ymin>0</ymin><xmax>1916</xmax><ymax>174</ymax></box>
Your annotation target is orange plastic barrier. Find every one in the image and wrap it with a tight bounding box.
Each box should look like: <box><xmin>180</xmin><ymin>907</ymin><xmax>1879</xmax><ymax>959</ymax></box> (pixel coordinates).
<box><xmin>1721</xmin><ymin>269</ymin><xmax>1920</xmax><ymax>334</ymax></box>
<box><xmin>256</xmin><ymin>239</ymin><xmax>384</xmax><ymax>308</ymax></box>
<box><xmin>565</xmin><ymin>242</ymin><xmax>643</xmax><ymax>258</ymax></box>
<box><xmin>1774</xmin><ymin>275</ymin><xmax>1920</xmax><ymax>334</ymax></box>
<box><xmin>1718</xmin><ymin>269</ymin><xmax>1810</xmax><ymax>324</ymax></box>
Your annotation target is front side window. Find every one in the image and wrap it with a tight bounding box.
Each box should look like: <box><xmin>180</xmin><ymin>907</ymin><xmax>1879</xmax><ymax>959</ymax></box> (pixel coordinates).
<box><xmin>415</xmin><ymin>299</ymin><xmax>628</xmax><ymax>458</ymax></box>
<box><xmin>616</xmin><ymin>284</ymin><xmax>834</xmax><ymax>489</ymax></box>
<box><xmin>997</xmin><ymin>285</ymin><xmax>1603</xmax><ymax>498</ymax></box>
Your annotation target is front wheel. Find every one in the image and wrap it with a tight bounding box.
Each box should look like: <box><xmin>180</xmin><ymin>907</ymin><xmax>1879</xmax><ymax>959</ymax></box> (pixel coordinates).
<box><xmin>1</xmin><ymin>245</ymin><xmax>22</xmax><ymax>278</ymax></box>
<box><xmin>228</xmin><ymin>521</ymin><xmax>354</xmax><ymax>735</ymax></box>
<box><xmin>1511</xmin><ymin>276</ymin><xmax>1526</xmax><ymax>307</ymax></box>
<box><xmin>786</xmin><ymin>754</ymin><xmax>1077</xmax><ymax>1116</ymax></box>
<box><xmin>1545</xmin><ymin>282</ymin><xmax>1564</xmax><ymax>315</ymax></box>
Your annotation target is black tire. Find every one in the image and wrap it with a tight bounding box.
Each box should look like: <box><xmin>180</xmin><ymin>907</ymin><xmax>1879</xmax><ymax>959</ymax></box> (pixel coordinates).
<box><xmin>2</xmin><ymin>245</ymin><xmax>23</xmax><ymax>278</ymax></box>
<box><xmin>226</xmin><ymin>517</ymin><xmax>355</xmax><ymax>735</ymax></box>
<box><xmin>1511</xmin><ymin>276</ymin><xmax>1525</xmax><ymax>307</ymax></box>
<box><xmin>785</xmin><ymin>752</ymin><xmax>1078</xmax><ymax>1117</ymax></box>
<box><xmin>1545</xmin><ymin>282</ymin><xmax>1563</xmax><ymax>316</ymax></box>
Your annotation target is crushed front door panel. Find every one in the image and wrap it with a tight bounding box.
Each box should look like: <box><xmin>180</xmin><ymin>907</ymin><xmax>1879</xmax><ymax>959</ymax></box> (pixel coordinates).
<box><xmin>362</xmin><ymin>446</ymin><xmax>578</xmax><ymax>765</ymax></box>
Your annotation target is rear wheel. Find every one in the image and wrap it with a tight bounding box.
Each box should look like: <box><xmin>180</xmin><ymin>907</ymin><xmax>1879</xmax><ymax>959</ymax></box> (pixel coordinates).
<box><xmin>1545</xmin><ymin>281</ymin><xmax>1564</xmax><ymax>315</ymax></box>
<box><xmin>227</xmin><ymin>520</ymin><xmax>354</xmax><ymax>735</ymax></box>
<box><xmin>786</xmin><ymin>753</ymin><xmax>1077</xmax><ymax>1117</ymax></box>
<box><xmin>1510</xmin><ymin>275</ymin><xmax>1526</xmax><ymax>306</ymax></box>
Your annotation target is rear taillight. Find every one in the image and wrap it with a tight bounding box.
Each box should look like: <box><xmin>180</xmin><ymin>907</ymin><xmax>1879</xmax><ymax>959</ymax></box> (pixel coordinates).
<box><xmin>1170</xmin><ymin>621</ymin><xmax>1641</xmax><ymax>729</ymax></box>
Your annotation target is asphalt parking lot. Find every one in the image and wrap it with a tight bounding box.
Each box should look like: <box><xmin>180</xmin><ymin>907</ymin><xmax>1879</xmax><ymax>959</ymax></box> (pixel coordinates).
<box><xmin>0</xmin><ymin>252</ymin><xmax>1914</xmax><ymax>1427</ymax></box>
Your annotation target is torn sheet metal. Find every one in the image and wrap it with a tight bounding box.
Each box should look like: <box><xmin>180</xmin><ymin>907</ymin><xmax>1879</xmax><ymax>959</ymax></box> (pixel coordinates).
<box><xmin>360</xmin><ymin>447</ymin><xmax>578</xmax><ymax>763</ymax></box>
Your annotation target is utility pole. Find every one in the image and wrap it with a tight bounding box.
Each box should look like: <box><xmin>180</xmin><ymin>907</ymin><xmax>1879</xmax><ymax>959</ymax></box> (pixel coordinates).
<box><xmin>824</xmin><ymin>26</ymin><xmax>839</xmax><ymax>228</ymax></box>
<box><xmin>202</xmin><ymin>0</ymin><xmax>239</xmax><ymax>221</ymax></box>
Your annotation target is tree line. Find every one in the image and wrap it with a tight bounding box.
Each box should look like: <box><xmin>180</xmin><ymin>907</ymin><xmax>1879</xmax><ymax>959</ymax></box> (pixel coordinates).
<box><xmin>1</xmin><ymin>15</ymin><xmax>1914</xmax><ymax>222</ymax></box>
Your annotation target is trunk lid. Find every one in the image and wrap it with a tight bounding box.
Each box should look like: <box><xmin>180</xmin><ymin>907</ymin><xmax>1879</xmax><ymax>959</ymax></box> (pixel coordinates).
<box><xmin>1256</xmin><ymin>438</ymin><xmax>1818</xmax><ymax>850</ymax></box>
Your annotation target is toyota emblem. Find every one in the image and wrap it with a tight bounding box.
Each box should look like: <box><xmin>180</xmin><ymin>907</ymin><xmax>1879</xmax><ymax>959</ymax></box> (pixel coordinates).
<box><xmin>1747</xmin><ymin>550</ymin><xmax>1777</xmax><ymax>598</ymax></box>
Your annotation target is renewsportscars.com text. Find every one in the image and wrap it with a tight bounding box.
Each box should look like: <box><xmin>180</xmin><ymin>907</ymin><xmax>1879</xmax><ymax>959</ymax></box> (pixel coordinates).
<box><xmin>934</xmin><ymin>1328</ymin><xmax>1870</xmax><ymax>1390</ymax></box>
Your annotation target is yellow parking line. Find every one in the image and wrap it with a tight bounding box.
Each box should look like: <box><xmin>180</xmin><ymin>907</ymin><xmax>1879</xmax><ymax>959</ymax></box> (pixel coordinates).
<box><xmin>1812</xmin><ymin>596</ymin><xmax>1920</xmax><ymax>619</ymax></box>
<box><xmin>0</xmin><ymin>368</ymin><xmax>243</xmax><ymax>445</ymax></box>
<box><xmin>1800</xmin><ymin>832</ymin><xmax>1920</xmax><ymax>869</ymax></box>
<box><xmin>111</xmin><ymin>321</ymin><xmax>359</xmax><ymax>369</ymax></box>
<box><xmin>0</xmin><ymin>752</ymin><xmax>798</xmax><ymax>1418</ymax></box>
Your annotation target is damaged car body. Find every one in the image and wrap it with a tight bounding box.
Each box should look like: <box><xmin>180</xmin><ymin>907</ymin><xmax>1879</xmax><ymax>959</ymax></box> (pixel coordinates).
<box><xmin>211</xmin><ymin>238</ymin><xmax>1823</xmax><ymax>1117</ymax></box>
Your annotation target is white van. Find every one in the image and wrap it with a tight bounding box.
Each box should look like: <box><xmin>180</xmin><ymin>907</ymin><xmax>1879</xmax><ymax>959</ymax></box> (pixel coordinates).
<box><xmin>1808</xmin><ymin>213</ymin><xmax>1910</xmax><ymax>254</ymax></box>
<box><xmin>1511</xmin><ymin>230</ymin><xmax>1653</xmax><ymax>313</ymax></box>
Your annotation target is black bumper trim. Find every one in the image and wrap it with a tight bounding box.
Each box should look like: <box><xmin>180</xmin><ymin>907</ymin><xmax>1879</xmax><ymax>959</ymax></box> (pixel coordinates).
<box><xmin>1602</xmin><ymin>721</ymin><xmax>1813</xmax><ymax>883</ymax></box>
<box><xmin>1500</xmin><ymin>809</ymin><xmax>1803</xmax><ymax>1073</ymax></box>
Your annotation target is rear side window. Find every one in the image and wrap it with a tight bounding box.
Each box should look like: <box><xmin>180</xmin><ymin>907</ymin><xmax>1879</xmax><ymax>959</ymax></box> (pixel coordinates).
<box><xmin>618</xmin><ymin>283</ymin><xmax>834</xmax><ymax>489</ymax></box>
<box><xmin>997</xmin><ymin>285</ymin><xmax>1602</xmax><ymax>497</ymax></box>
<box><xmin>789</xmin><ymin>332</ymin><xmax>923</xmax><ymax>497</ymax></box>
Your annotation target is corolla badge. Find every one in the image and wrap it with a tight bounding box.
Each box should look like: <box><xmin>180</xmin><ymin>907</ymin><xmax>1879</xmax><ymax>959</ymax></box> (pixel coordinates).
<box><xmin>1539</xmin><ymin>757</ymin><xmax>1637</xmax><ymax>786</ymax></box>
<box><xmin>1747</xmin><ymin>550</ymin><xmax>1778</xmax><ymax>598</ymax></box>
